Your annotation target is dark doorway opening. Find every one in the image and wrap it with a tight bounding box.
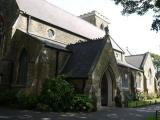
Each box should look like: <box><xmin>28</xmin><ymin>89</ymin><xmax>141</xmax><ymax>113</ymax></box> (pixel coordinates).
<box><xmin>101</xmin><ymin>74</ymin><xmax>108</xmax><ymax>106</ymax></box>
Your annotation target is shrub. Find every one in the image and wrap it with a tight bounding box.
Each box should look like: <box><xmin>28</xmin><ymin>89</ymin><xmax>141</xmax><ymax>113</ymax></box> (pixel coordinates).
<box><xmin>16</xmin><ymin>91</ymin><xmax>38</xmax><ymax>109</ymax></box>
<box><xmin>115</xmin><ymin>95</ymin><xmax>122</xmax><ymax>107</ymax></box>
<box><xmin>0</xmin><ymin>76</ymin><xmax>94</xmax><ymax>112</ymax></box>
<box><xmin>147</xmin><ymin>93</ymin><xmax>158</xmax><ymax>99</ymax></box>
<box><xmin>39</xmin><ymin>76</ymin><xmax>74</xmax><ymax>111</ymax></box>
<box><xmin>136</xmin><ymin>92</ymin><xmax>146</xmax><ymax>100</ymax></box>
<box><xmin>0</xmin><ymin>89</ymin><xmax>17</xmax><ymax>106</ymax></box>
<box><xmin>36</xmin><ymin>103</ymin><xmax>52</xmax><ymax>111</ymax></box>
<box><xmin>71</xmin><ymin>94</ymin><xmax>94</xmax><ymax>112</ymax></box>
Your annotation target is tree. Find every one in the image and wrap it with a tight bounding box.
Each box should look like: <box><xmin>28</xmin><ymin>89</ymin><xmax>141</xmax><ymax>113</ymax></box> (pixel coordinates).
<box><xmin>151</xmin><ymin>53</ymin><xmax>160</xmax><ymax>79</ymax></box>
<box><xmin>112</xmin><ymin>0</ymin><xmax>160</xmax><ymax>31</ymax></box>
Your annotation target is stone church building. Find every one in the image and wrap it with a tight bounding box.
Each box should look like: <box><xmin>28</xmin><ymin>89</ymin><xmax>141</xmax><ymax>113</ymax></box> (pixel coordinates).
<box><xmin>79</xmin><ymin>11</ymin><xmax>157</xmax><ymax>100</ymax></box>
<box><xmin>0</xmin><ymin>0</ymin><xmax>156</xmax><ymax>109</ymax></box>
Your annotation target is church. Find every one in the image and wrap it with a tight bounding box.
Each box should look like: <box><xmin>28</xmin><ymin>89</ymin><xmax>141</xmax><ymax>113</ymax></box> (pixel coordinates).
<box><xmin>0</xmin><ymin>0</ymin><xmax>157</xmax><ymax>109</ymax></box>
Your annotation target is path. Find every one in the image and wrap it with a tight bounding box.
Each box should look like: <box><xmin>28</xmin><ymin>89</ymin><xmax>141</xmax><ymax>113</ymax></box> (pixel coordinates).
<box><xmin>0</xmin><ymin>105</ymin><xmax>159</xmax><ymax>120</ymax></box>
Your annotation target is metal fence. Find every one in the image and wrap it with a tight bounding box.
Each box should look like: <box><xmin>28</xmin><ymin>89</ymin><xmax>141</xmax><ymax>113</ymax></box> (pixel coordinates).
<box><xmin>156</xmin><ymin>110</ymin><xmax>160</xmax><ymax>120</ymax></box>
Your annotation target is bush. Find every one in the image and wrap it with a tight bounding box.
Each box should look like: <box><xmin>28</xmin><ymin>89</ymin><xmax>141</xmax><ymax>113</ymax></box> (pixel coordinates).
<box><xmin>0</xmin><ymin>89</ymin><xmax>17</xmax><ymax>106</ymax></box>
<box><xmin>136</xmin><ymin>92</ymin><xmax>146</xmax><ymax>100</ymax></box>
<box><xmin>71</xmin><ymin>94</ymin><xmax>94</xmax><ymax>112</ymax></box>
<box><xmin>115</xmin><ymin>95</ymin><xmax>122</xmax><ymax>107</ymax></box>
<box><xmin>36</xmin><ymin>103</ymin><xmax>51</xmax><ymax>111</ymax></box>
<box><xmin>39</xmin><ymin>76</ymin><xmax>74</xmax><ymax>111</ymax></box>
<box><xmin>16</xmin><ymin>91</ymin><xmax>38</xmax><ymax>109</ymax></box>
<box><xmin>147</xmin><ymin>93</ymin><xmax>158</xmax><ymax>99</ymax></box>
<box><xmin>0</xmin><ymin>76</ymin><xmax>94</xmax><ymax>112</ymax></box>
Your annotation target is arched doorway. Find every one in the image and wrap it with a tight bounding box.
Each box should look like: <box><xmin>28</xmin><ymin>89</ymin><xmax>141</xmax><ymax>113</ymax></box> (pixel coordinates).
<box><xmin>17</xmin><ymin>49</ymin><xmax>28</xmax><ymax>85</ymax></box>
<box><xmin>101</xmin><ymin>69</ymin><xmax>114</xmax><ymax>106</ymax></box>
<box><xmin>0</xmin><ymin>15</ymin><xmax>4</xmax><ymax>56</ymax></box>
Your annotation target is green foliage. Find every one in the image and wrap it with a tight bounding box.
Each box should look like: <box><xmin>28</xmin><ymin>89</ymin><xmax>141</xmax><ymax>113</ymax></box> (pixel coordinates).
<box><xmin>115</xmin><ymin>95</ymin><xmax>122</xmax><ymax>107</ymax></box>
<box><xmin>39</xmin><ymin>76</ymin><xmax>74</xmax><ymax>111</ymax></box>
<box><xmin>147</xmin><ymin>93</ymin><xmax>158</xmax><ymax>99</ymax></box>
<box><xmin>0</xmin><ymin>76</ymin><xmax>94</xmax><ymax>112</ymax></box>
<box><xmin>112</xmin><ymin>0</ymin><xmax>160</xmax><ymax>31</ymax></box>
<box><xmin>16</xmin><ymin>91</ymin><xmax>38</xmax><ymax>109</ymax></box>
<box><xmin>36</xmin><ymin>103</ymin><xmax>51</xmax><ymax>111</ymax></box>
<box><xmin>127</xmin><ymin>97</ymin><xmax>160</xmax><ymax>108</ymax></box>
<box><xmin>71</xmin><ymin>94</ymin><xmax>94</xmax><ymax>112</ymax></box>
<box><xmin>151</xmin><ymin>53</ymin><xmax>160</xmax><ymax>79</ymax></box>
<box><xmin>146</xmin><ymin>115</ymin><xmax>155</xmax><ymax>120</ymax></box>
<box><xmin>136</xmin><ymin>91</ymin><xmax>147</xmax><ymax>100</ymax></box>
<box><xmin>0</xmin><ymin>89</ymin><xmax>17</xmax><ymax>105</ymax></box>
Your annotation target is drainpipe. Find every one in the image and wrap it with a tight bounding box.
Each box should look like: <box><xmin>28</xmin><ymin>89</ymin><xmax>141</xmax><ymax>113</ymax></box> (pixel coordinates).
<box><xmin>55</xmin><ymin>51</ymin><xmax>59</xmax><ymax>77</ymax></box>
<box><xmin>27</xmin><ymin>15</ymin><xmax>31</xmax><ymax>34</ymax></box>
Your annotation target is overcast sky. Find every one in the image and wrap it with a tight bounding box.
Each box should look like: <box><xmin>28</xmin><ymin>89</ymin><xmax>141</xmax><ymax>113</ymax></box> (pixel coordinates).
<box><xmin>46</xmin><ymin>0</ymin><xmax>160</xmax><ymax>55</ymax></box>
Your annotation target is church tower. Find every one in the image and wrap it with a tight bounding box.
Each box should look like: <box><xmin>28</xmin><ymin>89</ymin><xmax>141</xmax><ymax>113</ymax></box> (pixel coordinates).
<box><xmin>79</xmin><ymin>11</ymin><xmax>110</xmax><ymax>30</ymax></box>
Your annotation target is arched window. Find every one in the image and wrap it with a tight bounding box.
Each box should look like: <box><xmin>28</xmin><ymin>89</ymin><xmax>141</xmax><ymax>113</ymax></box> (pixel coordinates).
<box><xmin>17</xmin><ymin>49</ymin><xmax>28</xmax><ymax>85</ymax></box>
<box><xmin>136</xmin><ymin>73</ymin><xmax>142</xmax><ymax>88</ymax></box>
<box><xmin>148</xmin><ymin>69</ymin><xmax>152</xmax><ymax>85</ymax></box>
<box><xmin>100</xmin><ymin>24</ymin><xmax>104</xmax><ymax>30</ymax></box>
<box><xmin>122</xmin><ymin>73</ymin><xmax>129</xmax><ymax>88</ymax></box>
<box><xmin>0</xmin><ymin>15</ymin><xmax>4</xmax><ymax>52</ymax></box>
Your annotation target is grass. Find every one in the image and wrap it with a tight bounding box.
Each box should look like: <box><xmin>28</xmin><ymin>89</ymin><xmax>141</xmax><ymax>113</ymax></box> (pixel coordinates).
<box><xmin>127</xmin><ymin>98</ymin><xmax>160</xmax><ymax>108</ymax></box>
<box><xmin>146</xmin><ymin>115</ymin><xmax>155</xmax><ymax>120</ymax></box>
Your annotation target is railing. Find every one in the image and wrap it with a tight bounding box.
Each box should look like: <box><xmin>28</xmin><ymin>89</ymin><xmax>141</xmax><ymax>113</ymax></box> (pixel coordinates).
<box><xmin>156</xmin><ymin>110</ymin><xmax>160</xmax><ymax>120</ymax></box>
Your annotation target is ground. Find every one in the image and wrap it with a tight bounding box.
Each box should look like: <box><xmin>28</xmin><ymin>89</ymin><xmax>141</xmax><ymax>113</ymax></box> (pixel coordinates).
<box><xmin>0</xmin><ymin>105</ymin><xmax>159</xmax><ymax>120</ymax></box>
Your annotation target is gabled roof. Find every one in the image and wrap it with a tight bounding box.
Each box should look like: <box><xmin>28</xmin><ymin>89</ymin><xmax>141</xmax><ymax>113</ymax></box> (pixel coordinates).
<box><xmin>125</xmin><ymin>53</ymin><xmax>147</xmax><ymax>69</ymax></box>
<box><xmin>117</xmin><ymin>60</ymin><xmax>142</xmax><ymax>71</ymax></box>
<box><xmin>16</xmin><ymin>0</ymin><xmax>105</xmax><ymax>40</ymax></box>
<box><xmin>62</xmin><ymin>39</ymin><xmax>106</xmax><ymax>78</ymax></box>
<box><xmin>15</xmin><ymin>0</ymin><xmax>125</xmax><ymax>53</ymax></box>
<box><xmin>110</xmin><ymin>37</ymin><xmax>125</xmax><ymax>53</ymax></box>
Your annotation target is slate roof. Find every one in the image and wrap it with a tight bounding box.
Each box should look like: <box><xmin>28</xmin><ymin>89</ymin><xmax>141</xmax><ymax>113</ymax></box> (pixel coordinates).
<box><xmin>16</xmin><ymin>0</ymin><xmax>105</xmax><ymax>40</ymax></box>
<box><xmin>15</xmin><ymin>0</ymin><xmax>126</xmax><ymax>53</ymax></box>
<box><xmin>16</xmin><ymin>29</ymin><xmax>68</xmax><ymax>51</ymax></box>
<box><xmin>117</xmin><ymin>60</ymin><xmax>142</xmax><ymax>71</ymax></box>
<box><xmin>125</xmin><ymin>53</ymin><xmax>147</xmax><ymax>69</ymax></box>
<box><xmin>110</xmin><ymin>37</ymin><xmax>125</xmax><ymax>53</ymax></box>
<box><xmin>30</xmin><ymin>34</ymin><xmax>69</xmax><ymax>51</ymax></box>
<box><xmin>62</xmin><ymin>39</ymin><xmax>106</xmax><ymax>78</ymax></box>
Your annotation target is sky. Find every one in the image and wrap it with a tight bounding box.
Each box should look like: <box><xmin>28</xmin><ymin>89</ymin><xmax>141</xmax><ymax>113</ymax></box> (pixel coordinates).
<box><xmin>46</xmin><ymin>0</ymin><xmax>160</xmax><ymax>55</ymax></box>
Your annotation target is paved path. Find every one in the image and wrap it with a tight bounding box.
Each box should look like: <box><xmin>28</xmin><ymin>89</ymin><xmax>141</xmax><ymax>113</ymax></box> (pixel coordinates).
<box><xmin>0</xmin><ymin>105</ymin><xmax>160</xmax><ymax>120</ymax></box>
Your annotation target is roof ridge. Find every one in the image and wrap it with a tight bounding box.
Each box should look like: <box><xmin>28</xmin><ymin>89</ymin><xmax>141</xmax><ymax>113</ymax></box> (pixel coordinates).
<box><xmin>126</xmin><ymin>53</ymin><xmax>145</xmax><ymax>57</ymax></box>
<box><xmin>140</xmin><ymin>53</ymin><xmax>147</xmax><ymax>69</ymax></box>
<box><xmin>16</xmin><ymin>0</ymin><xmax>105</xmax><ymax>40</ymax></box>
<box><xmin>110</xmin><ymin>36</ymin><xmax>125</xmax><ymax>53</ymax></box>
<box><xmin>67</xmin><ymin>38</ymin><xmax>104</xmax><ymax>47</ymax></box>
<box><xmin>44</xmin><ymin>0</ymin><xmax>105</xmax><ymax>33</ymax></box>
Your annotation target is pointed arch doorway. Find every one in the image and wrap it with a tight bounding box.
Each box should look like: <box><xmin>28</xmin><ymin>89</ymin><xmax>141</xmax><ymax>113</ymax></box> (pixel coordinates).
<box><xmin>101</xmin><ymin>68</ymin><xmax>114</xmax><ymax>106</ymax></box>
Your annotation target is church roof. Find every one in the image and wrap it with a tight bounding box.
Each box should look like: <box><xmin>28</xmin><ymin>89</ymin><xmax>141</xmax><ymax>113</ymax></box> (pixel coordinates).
<box><xmin>110</xmin><ymin>37</ymin><xmax>125</xmax><ymax>53</ymax></box>
<box><xmin>30</xmin><ymin>35</ymin><xmax>69</xmax><ymax>52</ymax></box>
<box><xmin>125</xmin><ymin>53</ymin><xmax>147</xmax><ymax>69</ymax></box>
<box><xmin>117</xmin><ymin>60</ymin><xmax>142</xmax><ymax>71</ymax></box>
<box><xmin>15</xmin><ymin>29</ymin><xmax>69</xmax><ymax>52</ymax></box>
<box><xmin>62</xmin><ymin>39</ymin><xmax>105</xmax><ymax>78</ymax></box>
<box><xmin>16</xmin><ymin>0</ymin><xmax>105</xmax><ymax>40</ymax></box>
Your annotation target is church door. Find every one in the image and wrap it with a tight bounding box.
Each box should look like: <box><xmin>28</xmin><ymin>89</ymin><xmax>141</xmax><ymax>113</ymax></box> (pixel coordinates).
<box><xmin>101</xmin><ymin>70</ymin><xmax>113</xmax><ymax>106</ymax></box>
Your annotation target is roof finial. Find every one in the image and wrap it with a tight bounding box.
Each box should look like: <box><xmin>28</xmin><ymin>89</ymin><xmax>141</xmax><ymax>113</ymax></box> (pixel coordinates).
<box><xmin>104</xmin><ymin>26</ymin><xmax>111</xmax><ymax>43</ymax></box>
<box><xmin>105</xmin><ymin>26</ymin><xmax>109</xmax><ymax>38</ymax></box>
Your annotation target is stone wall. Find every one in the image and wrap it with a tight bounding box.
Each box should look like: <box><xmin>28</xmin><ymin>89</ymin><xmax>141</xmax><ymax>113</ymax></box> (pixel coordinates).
<box><xmin>85</xmin><ymin>38</ymin><xmax>120</xmax><ymax>109</ymax></box>
<box><xmin>15</xmin><ymin>15</ymin><xmax>87</xmax><ymax>45</ymax></box>
<box><xmin>143</xmin><ymin>53</ymin><xmax>156</xmax><ymax>93</ymax></box>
